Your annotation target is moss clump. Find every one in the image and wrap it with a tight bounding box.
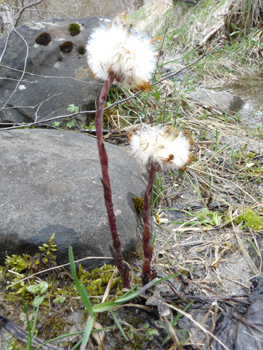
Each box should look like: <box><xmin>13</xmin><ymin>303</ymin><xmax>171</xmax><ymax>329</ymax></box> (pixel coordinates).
<box><xmin>68</xmin><ymin>22</ymin><xmax>81</xmax><ymax>36</ymax></box>
<box><xmin>77</xmin><ymin>45</ymin><xmax>86</xmax><ymax>55</ymax></box>
<box><xmin>0</xmin><ymin>234</ymin><xmax>126</xmax><ymax>348</ymax></box>
<box><xmin>5</xmin><ymin>254</ymin><xmax>31</xmax><ymax>273</ymax></box>
<box><xmin>246</xmin><ymin>152</ymin><xmax>257</xmax><ymax>158</ymax></box>
<box><xmin>59</xmin><ymin>41</ymin><xmax>74</xmax><ymax>53</ymax></box>
<box><xmin>234</xmin><ymin>208</ymin><xmax>263</xmax><ymax>230</ymax></box>
<box><xmin>132</xmin><ymin>197</ymin><xmax>144</xmax><ymax>214</ymax></box>
<box><xmin>35</xmin><ymin>32</ymin><xmax>51</xmax><ymax>46</ymax></box>
<box><xmin>79</xmin><ymin>263</ymin><xmax>123</xmax><ymax>298</ymax></box>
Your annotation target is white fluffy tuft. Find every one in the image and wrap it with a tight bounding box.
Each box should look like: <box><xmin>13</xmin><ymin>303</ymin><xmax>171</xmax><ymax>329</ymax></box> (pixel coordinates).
<box><xmin>130</xmin><ymin>125</ymin><xmax>192</xmax><ymax>170</ymax></box>
<box><xmin>86</xmin><ymin>17</ymin><xmax>157</xmax><ymax>89</ymax></box>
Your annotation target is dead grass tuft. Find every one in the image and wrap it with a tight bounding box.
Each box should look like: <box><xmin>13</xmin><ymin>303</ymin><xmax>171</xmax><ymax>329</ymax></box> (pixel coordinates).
<box><xmin>224</xmin><ymin>0</ymin><xmax>263</xmax><ymax>37</ymax></box>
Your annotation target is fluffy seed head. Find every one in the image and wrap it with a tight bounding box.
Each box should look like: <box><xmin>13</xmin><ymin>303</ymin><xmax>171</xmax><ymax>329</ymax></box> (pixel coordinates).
<box><xmin>86</xmin><ymin>16</ymin><xmax>158</xmax><ymax>89</ymax></box>
<box><xmin>130</xmin><ymin>125</ymin><xmax>193</xmax><ymax>171</ymax></box>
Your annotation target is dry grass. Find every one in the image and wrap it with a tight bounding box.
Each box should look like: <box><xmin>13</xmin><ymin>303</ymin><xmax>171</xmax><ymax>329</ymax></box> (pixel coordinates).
<box><xmin>102</xmin><ymin>46</ymin><xmax>263</xmax><ymax>345</ymax></box>
<box><xmin>224</xmin><ymin>0</ymin><xmax>263</xmax><ymax>37</ymax></box>
<box><xmin>4</xmin><ymin>0</ymin><xmax>144</xmax><ymax>25</ymax></box>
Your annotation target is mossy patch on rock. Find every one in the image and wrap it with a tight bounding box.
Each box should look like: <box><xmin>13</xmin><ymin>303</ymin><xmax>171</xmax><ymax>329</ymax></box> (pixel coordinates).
<box><xmin>59</xmin><ymin>41</ymin><xmax>74</xmax><ymax>53</ymax></box>
<box><xmin>35</xmin><ymin>32</ymin><xmax>51</xmax><ymax>46</ymax></box>
<box><xmin>132</xmin><ymin>196</ymin><xmax>144</xmax><ymax>214</ymax></box>
<box><xmin>68</xmin><ymin>22</ymin><xmax>81</xmax><ymax>36</ymax></box>
<box><xmin>77</xmin><ymin>45</ymin><xmax>86</xmax><ymax>55</ymax></box>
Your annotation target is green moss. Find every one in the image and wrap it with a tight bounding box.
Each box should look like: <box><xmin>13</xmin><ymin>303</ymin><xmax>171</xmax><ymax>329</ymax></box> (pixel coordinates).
<box><xmin>79</xmin><ymin>263</ymin><xmax>124</xmax><ymax>299</ymax></box>
<box><xmin>68</xmin><ymin>22</ymin><xmax>81</xmax><ymax>36</ymax></box>
<box><xmin>59</xmin><ymin>41</ymin><xmax>74</xmax><ymax>53</ymax></box>
<box><xmin>234</xmin><ymin>208</ymin><xmax>263</xmax><ymax>230</ymax></box>
<box><xmin>5</xmin><ymin>254</ymin><xmax>31</xmax><ymax>272</ymax></box>
<box><xmin>246</xmin><ymin>152</ymin><xmax>257</xmax><ymax>158</ymax></box>
<box><xmin>132</xmin><ymin>197</ymin><xmax>144</xmax><ymax>214</ymax></box>
<box><xmin>0</xmin><ymin>234</ymin><xmax>127</xmax><ymax>349</ymax></box>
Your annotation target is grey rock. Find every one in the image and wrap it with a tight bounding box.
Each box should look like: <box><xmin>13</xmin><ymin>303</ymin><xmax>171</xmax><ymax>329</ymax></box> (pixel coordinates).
<box><xmin>0</xmin><ymin>17</ymin><xmax>111</xmax><ymax>125</ymax></box>
<box><xmin>0</xmin><ymin>129</ymin><xmax>147</xmax><ymax>269</ymax></box>
<box><xmin>188</xmin><ymin>88</ymin><xmax>243</xmax><ymax>113</ymax></box>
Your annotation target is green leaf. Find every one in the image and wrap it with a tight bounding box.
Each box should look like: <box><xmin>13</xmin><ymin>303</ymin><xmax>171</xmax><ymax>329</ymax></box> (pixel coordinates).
<box><xmin>53</xmin><ymin>121</ymin><xmax>61</xmax><ymax>127</ymax></box>
<box><xmin>67</xmin><ymin>119</ymin><xmax>77</xmax><ymax>129</ymax></box>
<box><xmin>67</xmin><ymin>104</ymin><xmax>79</xmax><ymax>113</ymax></box>
<box><xmin>27</xmin><ymin>285</ymin><xmax>39</xmax><ymax>294</ymax></box>
<box><xmin>33</xmin><ymin>295</ymin><xmax>45</xmax><ymax>308</ymax></box>
<box><xmin>27</xmin><ymin>281</ymin><xmax>48</xmax><ymax>295</ymax></box>
<box><xmin>69</xmin><ymin>247</ymin><xmax>94</xmax><ymax>316</ymax></box>
<box><xmin>53</xmin><ymin>295</ymin><xmax>66</xmax><ymax>305</ymax></box>
<box><xmin>39</xmin><ymin>281</ymin><xmax>49</xmax><ymax>295</ymax></box>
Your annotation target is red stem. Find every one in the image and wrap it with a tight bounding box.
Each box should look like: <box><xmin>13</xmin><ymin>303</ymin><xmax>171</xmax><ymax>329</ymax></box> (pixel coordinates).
<box><xmin>95</xmin><ymin>73</ymin><xmax>130</xmax><ymax>288</ymax></box>
<box><xmin>142</xmin><ymin>162</ymin><xmax>157</xmax><ymax>285</ymax></box>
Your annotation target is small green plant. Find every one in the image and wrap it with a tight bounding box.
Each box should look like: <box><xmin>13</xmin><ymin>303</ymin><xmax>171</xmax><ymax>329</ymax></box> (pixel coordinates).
<box><xmin>21</xmin><ymin>281</ymin><xmax>49</xmax><ymax>349</ymax></box>
<box><xmin>67</xmin><ymin>104</ymin><xmax>79</xmax><ymax>114</ymax></box>
<box><xmin>160</xmin><ymin>300</ymin><xmax>194</xmax><ymax>346</ymax></box>
<box><xmin>167</xmin><ymin>208</ymin><xmax>223</xmax><ymax>227</ymax></box>
<box><xmin>53</xmin><ymin>105</ymin><xmax>79</xmax><ymax>129</ymax></box>
<box><xmin>187</xmin><ymin>208</ymin><xmax>222</xmax><ymax>226</ymax></box>
<box><xmin>69</xmin><ymin>246</ymin><xmax>178</xmax><ymax>349</ymax></box>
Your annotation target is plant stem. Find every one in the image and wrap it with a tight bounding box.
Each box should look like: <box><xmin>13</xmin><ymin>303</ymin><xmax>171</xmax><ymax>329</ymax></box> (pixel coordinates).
<box><xmin>142</xmin><ymin>162</ymin><xmax>158</xmax><ymax>285</ymax></box>
<box><xmin>95</xmin><ymin>73</ymin><xmax>130</xmax><ymax>288</ymax></box>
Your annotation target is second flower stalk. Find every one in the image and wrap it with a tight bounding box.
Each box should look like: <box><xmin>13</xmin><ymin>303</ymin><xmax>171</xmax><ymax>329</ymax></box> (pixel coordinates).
<box><xmin>86</xmin><ymin>16</ymin><xmax>193</xmax><ymax>286</ymax></box>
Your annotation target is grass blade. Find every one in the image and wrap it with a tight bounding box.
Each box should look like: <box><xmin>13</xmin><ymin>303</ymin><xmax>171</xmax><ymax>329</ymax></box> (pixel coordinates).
<box><xmin>80</xmin><ymin>316</ymin><xmax>96</xmax><ymax>350</ymax></box>
<box><xmin>110</xmin><ymin>311</ymin><xmax>128</xmax><ymax>340</ymax></box>
<box><xmin>68</xmin><ymin>246</ymin><xmax>94</xmax><ymax>316</ymax></box>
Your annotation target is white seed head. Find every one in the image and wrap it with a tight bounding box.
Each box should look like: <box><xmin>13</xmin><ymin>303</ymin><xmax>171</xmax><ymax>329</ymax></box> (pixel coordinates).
<box><xmin>86</xmin><ymin>16</ymin><xmax>158</xmax><ymax>89</ymax></box>
<box><xmin>130</xmin><ymin>125</ymin><xmax>193</xmax><ymax>171</ymax></box>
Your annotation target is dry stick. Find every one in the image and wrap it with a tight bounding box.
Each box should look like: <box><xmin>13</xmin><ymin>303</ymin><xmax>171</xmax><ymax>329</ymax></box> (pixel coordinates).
<box><xmin>0</xmin><ymin>29</ymin><xmax>29</xmax><ymax>113</ymax></box>
<box><xmin>142</xmin><ymin>162</ymin><xmax>158</xmax><ymax>285</ymax></box>
<box><xmin>14</xmin><ymin>0</ymin><xmax>45</xmax><ymax>26</ymax></box>
<box><xmin>163</xmin><ymin>316</ymin><xmax>182</xmax><ymax>349</ymax></box>
<box><xmin>95</xmin><ymin>72</ymin><xmax>130</xmax><ymax>288</ymax></box>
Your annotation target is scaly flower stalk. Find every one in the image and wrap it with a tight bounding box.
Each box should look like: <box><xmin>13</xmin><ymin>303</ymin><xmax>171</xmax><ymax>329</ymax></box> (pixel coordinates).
<box><xmin>94</xmin><ymin>73</ymin><xmax>130</xmax><ymax>288</ymax></box>
<box><xmin>130</xmin><ymin>125</ymin><xmax>193</xmax><ymax>284</ymax></box>
<box><xmin>141</xmin><ymin>161</ymin><xmax>157</xmax><ymax>285</ymax></box>
<box><xmin>86</xmin><ymin>16</ymin><xmax>157</xmax><ymax>288</ymax></box>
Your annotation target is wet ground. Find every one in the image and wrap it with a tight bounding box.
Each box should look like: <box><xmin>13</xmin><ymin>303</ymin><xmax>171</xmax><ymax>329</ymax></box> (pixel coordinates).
<box><xmin>217</xmin><ymin>74</ymin><xmax>263</xmax><ymax>129</ymax></box>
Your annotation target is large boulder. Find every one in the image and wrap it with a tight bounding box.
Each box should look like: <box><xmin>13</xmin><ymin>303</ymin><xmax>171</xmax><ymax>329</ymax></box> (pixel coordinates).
<box><xmin>0</xmin><ymin>17</ymin><xmax>111</xmax><ymax>125</ymax></box>
<box><xmin>0</xmin><ymin>129</ymin><xmax>147</xmax><ymax>269</ymax></box>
